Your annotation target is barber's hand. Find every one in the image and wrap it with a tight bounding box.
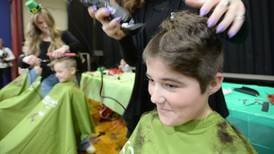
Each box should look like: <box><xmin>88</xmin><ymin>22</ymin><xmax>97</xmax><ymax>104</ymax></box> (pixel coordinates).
<box><xmin>22</xmin><ymin>55</ymin><xmax>40</xmax><ymax>66</ymax></box>
<box><xmin>88</xmin><ymin>6</ymin><xmax>126</xmax><ymax>40</ymax></box>
<box><xmin>34</xmin><ymin>65</ymin><xmax>42</xmax><ymax>75</ymax></box>
<box><xmin>185</xmin><ymin>0</ymin><xmax>245</xmax><ymax>38</ymax></box>
<box><xmin>49</xmin><ymin>45</ymin><xmax>69</xmax><ymax>58</ymax></box>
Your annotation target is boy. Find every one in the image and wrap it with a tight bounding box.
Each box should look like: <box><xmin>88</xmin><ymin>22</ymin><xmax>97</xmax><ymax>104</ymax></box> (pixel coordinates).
<box><xmin>53</xmin><ymin>57</ymin><xmax>96</xmax><ymax>153</ymax></box>
<box><xmin>52</xmin><ymin>57</ymin><xmax>77</xmax><ymax>83</ymax></box>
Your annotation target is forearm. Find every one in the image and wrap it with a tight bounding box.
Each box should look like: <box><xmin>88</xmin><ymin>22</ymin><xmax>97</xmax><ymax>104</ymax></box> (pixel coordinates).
<box><xmin>4</xmin><ymin>51</ymin><xmax>15</xmax><ymax>61</ymax></box>
<box><xmin>62</xmin><ymin>31</ymin><xmax>82</xmax><ymax>53</ymax></box>
<box><xmin>119</xmin><ymin>35</ymin><xmax>138</xmax><ymax>66</ymax></box>
<box><xmin>18</xmin><ymin>54</ymin><xmax>40</xmax><ymax>68</ymax></box>
<box><xmin>18</xmin><ymin>55</ymin><xmax>30</xmax><ymax>68</ymax></box>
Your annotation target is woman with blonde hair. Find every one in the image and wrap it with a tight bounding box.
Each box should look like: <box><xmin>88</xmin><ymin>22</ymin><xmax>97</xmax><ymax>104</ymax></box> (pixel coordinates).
<box><xmin>19</xmin><ymin>8</ymin><xmax>81</xmax><ymax>96</ymax></box>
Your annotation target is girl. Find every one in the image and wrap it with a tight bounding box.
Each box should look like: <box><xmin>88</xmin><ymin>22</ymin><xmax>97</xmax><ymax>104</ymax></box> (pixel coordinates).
<box><xmin>121</xmin><ymin>11</ymin><xmax>256</xmax><ymax>154</ymax></box>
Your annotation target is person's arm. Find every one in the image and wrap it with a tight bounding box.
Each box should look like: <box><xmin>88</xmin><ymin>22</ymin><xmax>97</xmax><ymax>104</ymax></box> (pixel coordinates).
<box><xmin>3</xmin><ymin>48</ymin><xmax>15</xmax><ymax>62</ymax></box>
<box><xmin>18</xmin><ymin>55</ymin><xmax>30</xmax><ymax>69</ymax></box>
<box><xmin>88</xmin><ymin>6</ymin><xmax>138</xmax><ymax>66</ymax></box>
<box><xmin>61</xmin><ymin>31</ymin><xmax>82</xmax><ymax>53</ymax></box>
<box><xmin>50</xmin><ymin>31</ymin><xmax>82</xmax><ymax>58</ymax></box>
<box><xmin>88</xmin><ymin>6</ymin><xmax>126</xmax><ymax>41</ymax></box>
<box><xmin>119</xmin><ymin>35</ymin><xmax>138</xmax><ymax>66</ymax></box>
<box><xmin>18</xmin><ymin>54</ymin><xmax>40</xmax><ymax>69</ymax></box>
<box><xmin>89</xmin><ymin>0</ymin><xmax>246</xmax><ymax>41</ymax></box>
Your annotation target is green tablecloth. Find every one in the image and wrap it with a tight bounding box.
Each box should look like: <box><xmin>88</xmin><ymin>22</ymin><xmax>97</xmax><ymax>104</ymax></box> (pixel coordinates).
<box><xmin>80</xmin><ymin>71</ymin><xmax>135</xmax><ymax>115</ymax></box>
<box><xmin>222</xmin><ymin>82</ymin><xmax>274</xmax><ymax>154</ymax></box>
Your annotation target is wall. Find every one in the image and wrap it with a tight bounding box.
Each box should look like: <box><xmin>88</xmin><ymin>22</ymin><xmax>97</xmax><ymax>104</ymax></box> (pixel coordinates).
<box><xmin>0</xmin><ymin>1</ymin><xmax>11</xmax><ymax>48</ymax></box>
<box><xmin>22</xmin><ymin>0</ymin><xmax>68</xmax><ymax>35</ymax></box>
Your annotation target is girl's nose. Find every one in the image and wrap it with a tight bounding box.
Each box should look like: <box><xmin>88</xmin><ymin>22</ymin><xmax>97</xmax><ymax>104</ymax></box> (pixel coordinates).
<box><xmin>150</xmin><ymin>93</ymin><xmax>166</xmax><ymax>104</ymax></box>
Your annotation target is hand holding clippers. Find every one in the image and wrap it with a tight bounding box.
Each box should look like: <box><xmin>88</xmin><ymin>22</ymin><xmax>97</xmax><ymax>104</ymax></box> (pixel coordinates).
<box><xmin>81</xmin><ymin>0</ymin><xmax>143</xmax><ymax>32</ymax></box>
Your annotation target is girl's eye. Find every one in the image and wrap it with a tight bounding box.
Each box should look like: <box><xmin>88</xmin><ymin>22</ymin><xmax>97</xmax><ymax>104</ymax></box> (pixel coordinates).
<box><xmin>148</xmin><ymin>78</ymin><xmax>154</xmax><ymax>83</ymax></box>
<box><xmin>162</xmin><ymin>83</ymin><xmax>177</xmax><ymax>89</ymax></box>
<box><xmin>146</xmin><ymin>77</ymin><xmax>156</xmax><ymax>86</ymax></box>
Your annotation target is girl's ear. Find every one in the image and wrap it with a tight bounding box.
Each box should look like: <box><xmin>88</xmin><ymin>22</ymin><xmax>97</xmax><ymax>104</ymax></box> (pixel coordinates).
<box><xmin>209</xmin><ymin>72</ymin><xmax>224</xmax><ymax>95</ymax></box>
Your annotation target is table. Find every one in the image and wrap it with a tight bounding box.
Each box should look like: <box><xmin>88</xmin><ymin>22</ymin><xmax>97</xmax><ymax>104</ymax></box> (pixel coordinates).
<box><xmin>222</xmin><ymin>82</ymin><xmax>274</xmax><ymax>154</ymax></box>
<box><xmin>80</xmin><ymin>71</ymin><xmax>135</xmax><ymax>115</ymax></box>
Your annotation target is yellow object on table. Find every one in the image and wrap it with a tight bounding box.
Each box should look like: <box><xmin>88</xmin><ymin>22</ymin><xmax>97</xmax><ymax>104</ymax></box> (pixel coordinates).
<box><xmin>80</xmin><ymin>71</ymin><xmax>135</xmax><ymax>115</ymax></box>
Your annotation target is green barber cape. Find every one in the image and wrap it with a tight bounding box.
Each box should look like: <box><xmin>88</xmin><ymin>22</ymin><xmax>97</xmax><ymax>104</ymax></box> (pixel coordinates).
<box><xmin>121</xmin><ymin>111</ymin><xmax>257</xmax><ymax>154</ymax></box>
<box><xmin>0</xmin><ymin>74</ymin><xmax>41</xmax><ymax>140</ymax></box>
<box><xmin>0</xmin><ymin>81</ymin><xmax>95</xmax><ymax>154</ymax></box>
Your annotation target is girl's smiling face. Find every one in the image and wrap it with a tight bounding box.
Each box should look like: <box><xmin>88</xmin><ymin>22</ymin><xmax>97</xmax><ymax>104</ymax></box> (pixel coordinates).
<box><xmin>146</xmin><ymin>57</ymin><xmax>213</xmax><ymax>126</ymax></box>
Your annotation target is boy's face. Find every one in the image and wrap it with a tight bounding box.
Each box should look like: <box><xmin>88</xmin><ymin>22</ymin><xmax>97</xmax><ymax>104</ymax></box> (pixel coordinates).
<box><xmin>146</xmin><ymin>57</ymin><xmax>212</xmax><ymax>126</ymax></box>
<box><xmin>54</xmin><ymin>62</ymin><xmax>75</xmax><ymax>83</ymax></box>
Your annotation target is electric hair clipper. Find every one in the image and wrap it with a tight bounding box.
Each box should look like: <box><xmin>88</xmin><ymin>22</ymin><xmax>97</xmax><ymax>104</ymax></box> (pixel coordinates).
<box><xmin>81</xmin><ymin>0</ymin><xmax>143</xmax><ymax>32</ymax></box>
